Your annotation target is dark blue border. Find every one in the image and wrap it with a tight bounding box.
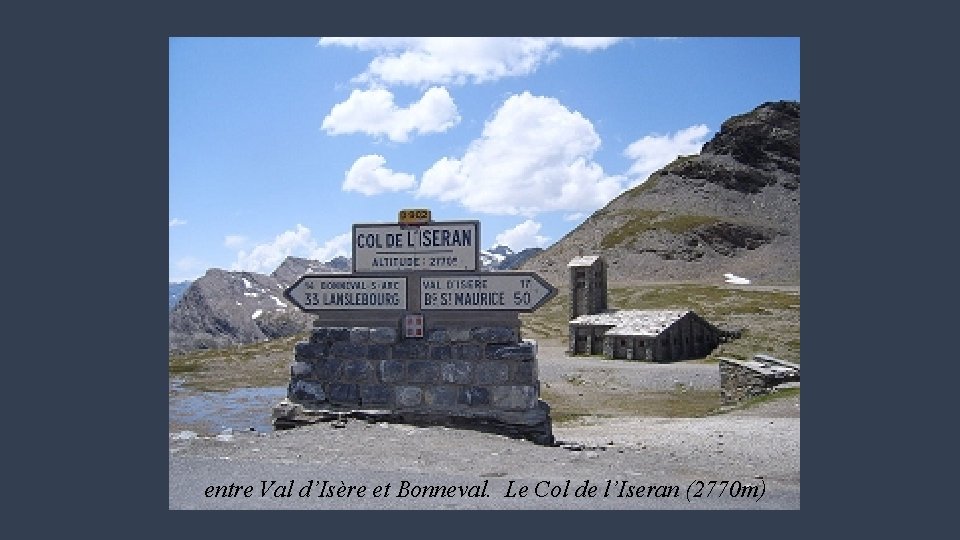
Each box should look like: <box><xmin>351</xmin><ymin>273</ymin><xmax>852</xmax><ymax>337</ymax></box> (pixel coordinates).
<box><xmin>10</xmin><ymin>0</ymin><xmax>849</xmax><ymax>536</ymax></box>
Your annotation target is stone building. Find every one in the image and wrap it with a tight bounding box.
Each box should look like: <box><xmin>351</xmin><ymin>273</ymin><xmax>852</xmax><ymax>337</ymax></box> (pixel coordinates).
<box><xmin>566</xmin><ymin>254</ymin><xmax>725</xmax><ymax>361</ymax></box>
<box><xmin>568</xmin><ymin>255</ymin><xmax>607</xmax><ymax>320</ymax></box>
<box><xmin>569</xmin><ymin>309</ymin><xmax>722</xmax><ymax>361</ymax></box>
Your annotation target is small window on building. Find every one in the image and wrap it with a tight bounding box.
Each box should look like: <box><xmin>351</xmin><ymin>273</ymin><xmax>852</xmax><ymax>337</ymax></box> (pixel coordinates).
<box><xmin>620</xmin><ymin>339</ymin><xmax>626</xmax><ymax>346</ymax></box>
<box><xmin>637</xmin><ymin>340</ymin><xmax>644</xmax><ymax>347</ymax></box>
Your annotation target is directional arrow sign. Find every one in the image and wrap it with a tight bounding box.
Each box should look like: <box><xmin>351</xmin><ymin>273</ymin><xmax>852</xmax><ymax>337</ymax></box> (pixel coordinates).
<box><xmin>284</xmin><ymin>275</ymin><xmax>407</xmax><ymax>311</ymax></box>
<box><xmin>420</xmin><ymin>272</ymin><xmax>556</xmax><ymax>312</ymax></box>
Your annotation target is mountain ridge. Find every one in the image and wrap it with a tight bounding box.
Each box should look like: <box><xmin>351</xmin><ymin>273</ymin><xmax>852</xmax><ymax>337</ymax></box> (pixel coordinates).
<box><xmin>519</xmin><ymin>100</ymin><xmax>800</xmax><ymax>286</ymax></box>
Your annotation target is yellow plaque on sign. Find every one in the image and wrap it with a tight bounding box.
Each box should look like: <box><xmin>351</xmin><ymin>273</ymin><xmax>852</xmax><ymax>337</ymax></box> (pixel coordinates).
<box><xmin>398</xmin><ymin>209</ymin><xmax>431</xmax><ymax>224</ymax></box>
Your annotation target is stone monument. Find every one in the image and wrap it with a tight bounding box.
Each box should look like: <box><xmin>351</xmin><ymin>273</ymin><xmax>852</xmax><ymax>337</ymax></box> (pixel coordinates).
<box><xmin>272</xmin><ymin>209</ymin><xmax>557</xmax><ymax>444</ymax></box>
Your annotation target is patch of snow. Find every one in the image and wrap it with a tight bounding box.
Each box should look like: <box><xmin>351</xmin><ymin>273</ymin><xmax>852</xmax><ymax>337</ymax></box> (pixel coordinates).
<box><xmin>481</xmin><ymin>251</ymin><xmax>507</xmax><ymax>264</ymax></box>
<box><xmin>236</xmin><ymin>301</ymin><xmax>242</xmax><ymax>306</ymax></box>
<box><xmin>252</xmin><ymin>309</ymin><xmax>263</xmax><ymax>319</ymax></box>
<box><xmin>244</xmin><ymin>292</ymin><xmax>259</xmax><ymax>297</ymax></box>
<box><xmin>270</xmin><ymin>295</ymin><xmax>287</xmax><ymax>308</ymax></box>
<box><xmin>242</xmin><ymin>278</ymin><xmax>253</xmax><ymax>289</ymax></box>
<box><xmin>170</xmin><ymin>430</ymin><xmax>197</xmax><ymax>440</ymax></box>
<box><xmin>724</xmin><ymin>273</ymin><xmax>751</xmax><ymax>285</ymax></box>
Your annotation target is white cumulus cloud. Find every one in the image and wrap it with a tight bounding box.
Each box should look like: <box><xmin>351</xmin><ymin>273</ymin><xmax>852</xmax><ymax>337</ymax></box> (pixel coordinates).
<box><xmin>494</xmin><ymin>220</ymin><xmax>551</xmax><ymax>250</ymax></box>
<box><xmin>343</xmin><ymin>154</ymin><xmax>416</xmax><ymax>196</ymax></box>
<box><xmin>223</xmin><ymin>235</ymin><xmax>247</xmax><ymax>249</ymax></box>
<box><xmin>417</xmin><ymin>91</ymin><xmax>624</xmax><ymax>215</ymax></box>
<box><xmin>169</xmin><ymin>218</ymin><xmax>187</xmax><ymax>227</ymax></box>
<box><xmin>624</xmin><ymin>124</ymin><xmax>710</xmax><ymax>186</ymax></box>
<box><xmin>230</xmin><ymin>225</ymin><xmax>351</xmax><ymax>274</ymax></box>
<box><xmin>322</xmin><ymin>86</ymin><xmax>459</xmax><ymax>142</ymax></box>
<box><xmin>319</xmin><ymin>37</ymin><xmax>625</xmax><ymax>86</ymax></box>
<box><xmin>308</xmin><ymin>232</ymin><xmax>352</xmax><ymax>263</ymax></box>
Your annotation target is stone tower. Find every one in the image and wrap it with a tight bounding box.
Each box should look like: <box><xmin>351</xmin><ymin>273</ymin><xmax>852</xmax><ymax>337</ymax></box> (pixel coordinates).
<box><xmin>568</xmin><ymin>255</ymin><xmax>607</xmax><ymax>320</ymax></box>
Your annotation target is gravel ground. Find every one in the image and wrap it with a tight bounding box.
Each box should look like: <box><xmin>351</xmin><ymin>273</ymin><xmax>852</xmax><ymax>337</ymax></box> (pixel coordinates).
<box><xmin>537</xmin><ymin>344</ymin><xmax>722</xmax><ymax>391</ymax></box>
<box><xmin>169</xmin><ymin>344</ymin><xmax>800</xmax><ymax>509</ymax></box>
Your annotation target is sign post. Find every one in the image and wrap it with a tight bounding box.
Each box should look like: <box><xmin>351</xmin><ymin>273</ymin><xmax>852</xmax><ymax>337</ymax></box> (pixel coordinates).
<box><xmin>277</xmin><ymin>209</ymin><xmax>557</xmax><ymax>445</ymax></box>
<box><xmin>284</xmin><ymin>210</ymin><xmax>555</xmax><ymax>316</ymax></box>
<box><xmin>284</xmin><ymin>275</ymin><xmax>407</xmax><ymax>312</ymax></box>
<box><xmin>419</xmin><ymin>273</ymin><xmax>556</xmax><ymax>312</ymax></box>
<box><xmin>352</xmin><ymin>221</ymin><xmax>480</xmax><ymax>273</ymax></box>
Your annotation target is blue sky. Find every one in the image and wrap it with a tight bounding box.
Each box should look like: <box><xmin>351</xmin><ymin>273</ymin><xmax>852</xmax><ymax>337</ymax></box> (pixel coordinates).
<box><xmin>169</xmin><ymin>37</ymin><xmax>799</xmax><ymax>282</ymax></box>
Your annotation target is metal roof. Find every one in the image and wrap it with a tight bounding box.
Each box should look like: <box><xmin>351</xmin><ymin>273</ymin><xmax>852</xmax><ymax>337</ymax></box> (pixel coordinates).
<box><xmin>567</xmin><ymin>255</ymin><xmax>601</xmax><ymax>267</ymax></box>
<box><xmin>570</xmin><ymin>310</ymin><xmax>690</xmax><ymax>337</ymax></box>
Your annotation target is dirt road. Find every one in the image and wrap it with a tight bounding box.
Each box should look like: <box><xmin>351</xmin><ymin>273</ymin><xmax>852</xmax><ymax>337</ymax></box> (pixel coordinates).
<box><xmin>169</xmin><ymin>343</ymin><xmax>799</xmax><ymax>509</ymax></box>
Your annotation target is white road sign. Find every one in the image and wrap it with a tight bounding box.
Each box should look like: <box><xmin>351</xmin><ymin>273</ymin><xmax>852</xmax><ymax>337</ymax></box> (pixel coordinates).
<box><xmin>420</xmin><ymin>273</ymin><xmax>556</xmax><ymax>312</ymax></box>
<box><xmin>284</xmin><ymin>275</ymin><xmax>407</xmax><ymax>311</ymax></box>
<box><xmin>353</xmin><ymin>221</ymin><xmax>479</xmax><ymax>273</ymax></box>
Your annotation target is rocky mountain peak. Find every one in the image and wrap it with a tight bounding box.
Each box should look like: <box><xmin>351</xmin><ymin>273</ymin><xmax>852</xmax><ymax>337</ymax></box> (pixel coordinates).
<box><xmin>271</xmin><ymin>256</ymin><xmax>345</xmax><ymax>285</ymax></box>
<box><xmin>520</xmin><ymin>100</ymin><xmax>800</xmax><ymax>285</ymax></box>
<box><xmin>702</xmin><ymin>100</ymin><xmax>800</xmax><ymax>166</ymax></box>
<box><xmin>325</xmin><ymin>256</ymin><xmax>351</xmax><ymax>272</ymax></box>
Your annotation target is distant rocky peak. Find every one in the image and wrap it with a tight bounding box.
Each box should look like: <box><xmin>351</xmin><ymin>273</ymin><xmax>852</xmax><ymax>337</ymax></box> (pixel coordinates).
<box><xmin>480</xmin><ymin>245</ymin><xmax>542</xmax><ymax>271</ymax></box>
<box><xmin>271</xmin><ymin>255</ymin><xmax>341</xmax><ymax>286</ymax></box>
<box><xmin>325</xmin><ymin>256</ymin><xmax>351</xmax><ymax>272</ymax></box>
<box><xmin>701</xmin><ymin>100</ymin><xmax>800</xmax><ymax>166</ymax></box>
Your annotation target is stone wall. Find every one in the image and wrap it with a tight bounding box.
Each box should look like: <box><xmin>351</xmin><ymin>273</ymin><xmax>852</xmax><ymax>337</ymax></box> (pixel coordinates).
<box><xmin>275</xmin><ymin>323</ymin><xmax>552</xmax><ymax>444</ymax></box>
<box><xmin>719</xmin><ymin>355</ymin><xmax>800</xmax><ymax>404</ymax></box>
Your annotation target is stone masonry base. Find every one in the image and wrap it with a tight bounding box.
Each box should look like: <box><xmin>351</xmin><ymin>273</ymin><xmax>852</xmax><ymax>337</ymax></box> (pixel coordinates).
<box><xmin>272</xmin><ymin>324</ymin><xmax>554</xmax><ymax>445</ymax></box>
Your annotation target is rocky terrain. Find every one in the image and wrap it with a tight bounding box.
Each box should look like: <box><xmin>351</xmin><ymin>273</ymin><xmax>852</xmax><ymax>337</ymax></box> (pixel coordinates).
<box><xmin>168</xmin><ymin>256</ymin><xmax>351</xmax><ymax>353</ymax></box>
<box><xmin>168</xmin><ymin>280</ymin><xmax>191</xmax><ymax>311</ymax></box>
<box><xmin>521</xmin><ymin>101</ymin><xmax>800</xmax><ymax>286</ymax></box>
<box><xmin>168</xmin><ymin>267</ymin><xmax>312</xmax><ymax>354</ymax></box>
